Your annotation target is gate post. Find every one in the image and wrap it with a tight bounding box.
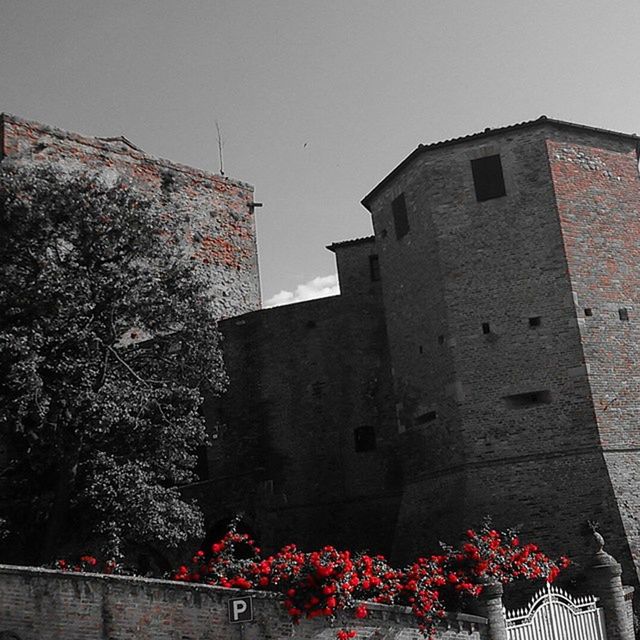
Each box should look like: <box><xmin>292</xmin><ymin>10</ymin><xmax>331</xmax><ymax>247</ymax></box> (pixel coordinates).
<box><xmin>585</xmin><ymin>532</ymin><xmax>635</xmax><ymax>640</ymax></box>
<box><xmin>478</xmin><ymin>581</ymin><xmax>508</xmax><ymax>640</ymax></box>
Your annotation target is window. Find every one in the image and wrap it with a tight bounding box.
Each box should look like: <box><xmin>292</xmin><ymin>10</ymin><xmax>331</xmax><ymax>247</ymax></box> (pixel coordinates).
<box><xmin>369</xmin><ymin>254</ymin><xmax>381</xmax><ymax>281</ymax></box>
<box><xmin>391</xmin><ymin>193</ymin><xmax>410</xmax><ymax>239</ymax></box>
<box><xmin>529</xmin><ymin>316</ymin><xmax>541</xmax><ymax>328</ymax></box>
<box><xmin>471</xmin><ymin>154</ymin><xmax>506</xmax><ymax>201</ymax></box>
<box><xmin>354</xmin><ymin>426</ymin><xmax>376</xmax><ymax>452</ymax></box>
<box><xmin>414</xmin><ymin>410</ymin><xmax>437</xmax><ymax>426</ymax></box>
<box><xmin>504</xmin><ymin>390</ymin><xmax>552</xmax><ymax>409</ymax></box>
<box><xmin>619</xmin><ymin>308</ymin><xmax>629</xmax><ymax>321</ymax></box>
<box><xmin>584</xmin><ymin>308</ymin><xmax>593</xmax><ymax>317</ymax></box>
<box><xmin>482</xmin><ymin>322</ymin><xmax>491</xmax><ymax>334</ymax></box>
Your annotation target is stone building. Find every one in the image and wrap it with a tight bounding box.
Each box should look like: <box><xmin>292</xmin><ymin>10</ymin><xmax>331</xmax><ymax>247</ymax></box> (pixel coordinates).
<box><xmin>2</xmin><ymin>113</ymin><xmax>640</xmax><ymax>594</ymax></box>
<box><xmin>0</xmin><ymin>113</ymin><xmax>261</xmax><ymax>318</ymax></box>
<box><xmin>0</xmin><ymin>113</ymin><xmax>261</xmax><ymax>513</ymax></box>
<box><xmin>203</xmin><ymin>116</ymin><xmax>640</xmax><ymax>592</ymax></box>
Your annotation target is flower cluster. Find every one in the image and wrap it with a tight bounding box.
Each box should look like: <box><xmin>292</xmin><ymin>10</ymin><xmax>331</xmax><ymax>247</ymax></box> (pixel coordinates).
<box><xmin>171</xmin><ymin>520</ymin><xmax>569</xmax><ymax>640</ymax></box>
<box><xmin>448</xmin><ymin>522</ymin><xmax>571</xmax><ymax>586</ymax></box>
<box><xmin>54</xmin><ymin>554</ymin><xmax>121</xmax><ymax>574</ymax></box>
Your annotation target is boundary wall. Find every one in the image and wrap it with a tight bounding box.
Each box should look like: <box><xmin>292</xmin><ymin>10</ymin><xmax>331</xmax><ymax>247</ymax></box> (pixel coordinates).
<box><xmin>0</xmin><ymin>564</ymin><xmax>486</xmax><ymax>640</ymax></box>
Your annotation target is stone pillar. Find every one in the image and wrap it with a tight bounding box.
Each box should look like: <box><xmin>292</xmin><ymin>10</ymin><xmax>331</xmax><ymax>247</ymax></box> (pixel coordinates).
<box><xmin>477</xmin><ymin>581</ymin><xmax>508</xmax><ymax>640</ymax></box>
<box><xmin>585</xmin><ymin>532</ymin><xmax>635</xmax><ymax>640</ymax></box>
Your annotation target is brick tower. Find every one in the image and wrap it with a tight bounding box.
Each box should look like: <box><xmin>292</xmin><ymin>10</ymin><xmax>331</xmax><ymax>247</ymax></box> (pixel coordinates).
<box><xmin>361</xmin><ymin>117</ymin><xmax>640</xmax><ymax>585</ymax></box>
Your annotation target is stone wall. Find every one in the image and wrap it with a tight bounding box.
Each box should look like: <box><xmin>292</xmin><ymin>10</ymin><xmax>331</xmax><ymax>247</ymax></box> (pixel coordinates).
<box><xmin>548</xmin><ymin>133</ymin><xmax>640</xmax><ymax>584</ymax></box>
<box><xmin>0</xmin><ymin>564</ymin><xmax>487</xmax><ymax>640</ymax></box>
<box><xmin>362</xmin><ymin>121</ymin><xmax>638</xmax><ymax>581</ymax></box>
<box><xmin>0</xmin><ymin>113</ymin><xmax>260</xmax><ymax>317</ymax></box>
<box><xmin>189</xmin><ymin>238</ymin><xmax>400</xmax><ymax>556</ymax></box>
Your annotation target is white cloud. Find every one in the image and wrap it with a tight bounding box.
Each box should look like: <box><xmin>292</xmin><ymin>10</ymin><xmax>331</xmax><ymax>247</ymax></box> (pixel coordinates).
<box><xmin>264</xmin><ymin>274</ymin><xmax>340</xmax><ymax>308</ymax></box>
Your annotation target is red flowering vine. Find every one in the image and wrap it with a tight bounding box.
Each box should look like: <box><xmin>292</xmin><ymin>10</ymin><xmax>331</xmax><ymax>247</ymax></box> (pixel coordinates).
<box><xmin>54</xmin><ymin>554</ymin><xmax>121</xmax><ymax>575</ymax></box>
<box><xmin>169</xmin><ymin>518</ymin><xmax>569</xmax><ymax>640</ymax></box>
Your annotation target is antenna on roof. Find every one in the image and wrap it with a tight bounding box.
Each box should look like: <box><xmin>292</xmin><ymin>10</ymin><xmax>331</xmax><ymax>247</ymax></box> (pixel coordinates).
<box><xmin>215</xmin><ymin>120</ymin><xmax>225</xmax><ymax>176</ymax></box>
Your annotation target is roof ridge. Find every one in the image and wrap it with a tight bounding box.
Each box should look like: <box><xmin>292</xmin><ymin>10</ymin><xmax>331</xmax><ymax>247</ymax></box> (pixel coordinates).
<box><xmin>326</xmin><ymin>235</ymin><xmax>375</xmax><ymax>252</ymax></box>
<box><xmin>361</xmin><ymin>116</ymin><xmax>640</xmax><ymax>209</ymax></box>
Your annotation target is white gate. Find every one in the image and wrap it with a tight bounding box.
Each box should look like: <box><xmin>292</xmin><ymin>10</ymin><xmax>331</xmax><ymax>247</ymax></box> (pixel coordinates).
<box><xmin>505</xmin><ymin>583</ymin><xmax>607</xmax><ymax>640</ymax></box>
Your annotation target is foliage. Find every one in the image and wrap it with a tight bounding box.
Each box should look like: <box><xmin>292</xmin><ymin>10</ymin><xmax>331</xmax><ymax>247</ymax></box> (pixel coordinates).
<box><xmin>171</xmin><ymin>518</ymin><xmax>569</xmax><ymax>639</ymax></box>
<box><xmin>0</xmin><ymin>160</ymin><xmax>226</xmax><ymax>562</ymax></box>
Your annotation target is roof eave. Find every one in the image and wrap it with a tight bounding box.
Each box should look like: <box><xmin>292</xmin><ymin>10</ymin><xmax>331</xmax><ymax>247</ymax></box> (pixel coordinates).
<box><xmin>361</xmin><ymin>116</ymin><xmax>640</xmax><ymax>211</ymax></box>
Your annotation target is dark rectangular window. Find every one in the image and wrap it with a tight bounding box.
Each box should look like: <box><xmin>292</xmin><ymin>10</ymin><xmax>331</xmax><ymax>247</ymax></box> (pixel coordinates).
<box><xmin>584</xmin><ymin>308</ymin><xmax>593</xmax><ymax>317</ymax></box>
<box><xmin>414</xmin><ymin>410</ymin><xmax>437</xmax><ymax>426</ymax></box>
<box><xmin>369</xmin><ymin>254</ymin><xmax>381</xmax><ymax>281</ymax></box>
<box><xmin>391</xmin><ymin>193</ymin><xmax>410</xmax><ymax>239</ymax></box>
<box><xmin>354</xmin><ymin>426</ymin><xmax>376</xmax><ymax>452</ymax></box>
<box><xmin>619</xmin><ymin>308</ymin><xmax>629</xmax><ymax>321</ymax></box>
<box><xmin>482</xmin><ymin>322</ymin><xmax>491</xmax><ymax>334</ymax></box>
<box><xmin>504</xmin><ymin>390</ymin><xmax>552</xmax><ymax>409</ymax></box>
<box><xmin>471</xmin><ymin>155</ymin><xmax>506</xmax><ymax>202</ymax></box>
<box><xmin>529</xmin><ymin>316</ymin><xmax>541</xmax><ymax>328</ymax></box>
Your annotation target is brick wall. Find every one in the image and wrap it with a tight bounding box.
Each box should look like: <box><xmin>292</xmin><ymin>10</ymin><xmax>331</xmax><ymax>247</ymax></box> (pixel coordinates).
<box><xmin>363</xmin><ymin>122</ymin><xmax>637</xmax><ymax>580</ymax></box>
<box><xmin>186</xmin><ymin>240</ymin><xmax>400</xmax><ymax>557</ymax></box>
<box><xmin>549</xmin><ymin>134</ymin><xmax>640</xmax><ymax>584</ymax></box>
<box><xmin>0</xmin><ymin>564</ymin><xmax>487</xmax><ymax>640</ymax></box>
<box><xmin>0</xmin><ymin>113</ymin><xmax>260</xmax><ymax>317</ymax></box>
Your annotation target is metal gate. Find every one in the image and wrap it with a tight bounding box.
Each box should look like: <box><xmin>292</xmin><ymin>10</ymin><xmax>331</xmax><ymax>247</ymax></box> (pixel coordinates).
<box><xmin>505</xmin><ymin>584</ymin><xmax>607</xmax><ymax>640</ymax></box>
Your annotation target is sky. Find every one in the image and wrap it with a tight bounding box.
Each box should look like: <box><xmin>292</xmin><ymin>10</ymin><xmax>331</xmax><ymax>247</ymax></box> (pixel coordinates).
<box><xmin>2</xmin><ymin>0</ymin><xmax>640</xmax><ymax>306</ymax></box>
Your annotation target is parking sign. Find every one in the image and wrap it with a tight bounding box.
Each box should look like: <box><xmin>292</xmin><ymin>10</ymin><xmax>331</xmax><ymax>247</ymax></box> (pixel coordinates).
<box><xmin>228</xmin><ymin>596</ymin><xmax>253</xmax><ymax>623</ymax></box>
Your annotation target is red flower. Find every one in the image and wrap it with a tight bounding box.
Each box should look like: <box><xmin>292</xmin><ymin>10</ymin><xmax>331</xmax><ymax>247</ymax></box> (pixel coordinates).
<box><xmin>354</xmin><ymin>604</ymin><xmax>368</xmax><ymax>619</ymax></box>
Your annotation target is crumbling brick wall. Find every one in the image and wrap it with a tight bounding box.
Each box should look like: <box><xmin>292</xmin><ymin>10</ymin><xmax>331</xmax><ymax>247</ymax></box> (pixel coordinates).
<box><xmin>0</xmin><ymin>113</ymin><xmax>260</xmax><ymax>318</ymax></box>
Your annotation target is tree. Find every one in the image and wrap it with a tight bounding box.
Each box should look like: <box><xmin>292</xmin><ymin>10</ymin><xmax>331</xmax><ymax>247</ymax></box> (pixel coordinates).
<box><xmin>0</xmin><ymin>160</ymin><xmax>226</xmax><ymax>564</ymax></box>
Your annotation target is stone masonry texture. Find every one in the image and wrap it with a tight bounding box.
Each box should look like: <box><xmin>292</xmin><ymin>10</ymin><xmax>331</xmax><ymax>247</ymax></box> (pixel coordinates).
<box><xmin>189</xmin><ymin>236</ymin><xmax>402</xmax><ymax>556</ymax></box>
<box><xmin>361</xmin><ymin>119</ymin><xmax>640</xmax><ymax>587</ymax></box>
<box><xmin>0</xmin><ymin>565</ymin><xmax>487</xmax><ymax>640</ymax></box>
<box><xmin>4</xmin><ymin>112</ymin><xmax>640</xmax><ymax>628</ymax></box>
<box><xmin>0</xmin><ymin>113</ymin><xmax>261</xmax><ymax>318</ymax></box>
<box><xmin>203</xmin><ymin>118</ymin><xmax>640</xmax><ymax>605</ymax></box>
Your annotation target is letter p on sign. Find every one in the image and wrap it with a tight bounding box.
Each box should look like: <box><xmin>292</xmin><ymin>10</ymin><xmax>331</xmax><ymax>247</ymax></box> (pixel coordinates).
<box><xmin>228</xmin><ymin>596</ymin><xmax>253</xmax><ymax>623</ymax></box>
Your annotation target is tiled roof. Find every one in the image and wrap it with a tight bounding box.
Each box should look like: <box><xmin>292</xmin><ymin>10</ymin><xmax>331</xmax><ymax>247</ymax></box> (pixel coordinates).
<box><xmin>326</xmin><ymin>235</ymin><xmax>375</xmax><ymax>252</ymax></box>
<box><xmin>361</xmin><ymin>116</ymin><xmax>640</xmax><ymax>209</ymax></box>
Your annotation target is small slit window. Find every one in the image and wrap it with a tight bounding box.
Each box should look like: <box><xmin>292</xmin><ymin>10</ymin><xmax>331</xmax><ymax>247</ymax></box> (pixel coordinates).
<box><xmin>619</xmin><ymin>308</ymin><xmax>629</xmax><ymax>321</ymax></box>
<box><xmin>369</xmin><ymin>254</ymin><xmax>381</xmax><ymax>282</ymax></box>
<box><xmin>354</xmin><ymin>425</ymin><xmax>376</xmax><ymax>452</ymax></box>
<box><xmin>414</xmin><ymin>410</ymin><xmax>437</xmax><ymax>426</ymax></box>
<box><xmin>471</xmin><ymin>154</ymin><xmax>506</xmax><ymax>202</ymax></box>
<box><xmin>482</xmin><ymin>322</ymin><xmax>491</xmax><ymax>334</ymax></box>
<box><xmin>504</xmin><ymin>390</ymin><xmax>552</xmax><ymax>409</ymax></box>
<box><xmin>529</xmin><ymin>316</ymin><xmax>541</xmax><ymax>328</ymax></box>
<box><xmin>391</xmin><ymin>193</ymin><xmax>410</xmax><ymax>239</ymax></box>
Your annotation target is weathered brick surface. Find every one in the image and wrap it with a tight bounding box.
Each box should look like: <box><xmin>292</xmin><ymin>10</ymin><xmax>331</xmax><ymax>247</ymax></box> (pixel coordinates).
<box><xmin>0</xmin><ymin>113</ymin><xmax>260</xmax><ymax>317</ymax></box>
<box><xmin>0</xmin><ymin>565</ymin><xmax>487</xmax><ymax>640</ymax></box>
<box><xmin>188</xmin><ymin>238</ymin><xmax>401</xmax><ymax>556</ymax></box>
<box><xmin>363</xmin><ymin>122</ymin><xmax>640</xmax><ymax>584</ymax></box>
<box><xmin>548</xmin><ymin>135</ymin><xmax>640</xmax><ymax>583</ymax></box>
